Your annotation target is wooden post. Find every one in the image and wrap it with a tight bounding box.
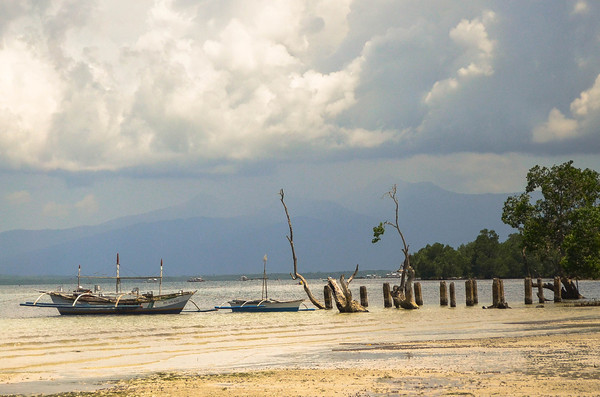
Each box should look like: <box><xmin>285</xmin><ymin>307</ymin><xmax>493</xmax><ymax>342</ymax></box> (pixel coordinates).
<box><xmin>414</xmin><ymin>282</ymin><xmax>423</xmax><ymax>306</ymax></box>
<box><xmin>323</xmin><ymin>285</ymin><xmax>333</xmax><ymax>309</ymax></box>
<box><xmin>499</xmin><ymin>279</ymin><xmax>506</xmax><ymax>306</ymax></box>
<box><xmin>449</xmin><ymin>282</ymin><xmax>456</xmax><ymax>307</ymax></box>
<box><xmin>383</xmin><ymin>283</ymin><xmax>392</xmax><ymax>308</ymax></box>
<box><xmin>360</xmin><ymin>286</ymin><xmax>368</xmax><ymax>308</ymax></box>
<box><xmin>465</xmin><ymin>279</ymin><xmax>474</xmax><ymax>306</ymax></box>
<box><xmin>554</xmin><ymin>276</ymin><xmax>562</xmax><ymax>302</ymax></box>
<box><xmin>524</xmin><ymin>277</ymin><xmax>533</xmax><ymax>304</ymax></box>
<box><xmin>472</xmin><ymin>279</ymin><xmax>478</xmax><ymax>305</ymax></box>
<box><xmin>537</xmin><ymin>277</ymin><xmax>545</xmax><ymax>303</ymax></box>
<box><xmin>492</xmin><ymin>278</ymin><xmax>499</xmax><ymax>307</ymax></box>
<box><xmin>440</xmin><ymin>281</ymin><xmax>448</xmax><ymax>306</ymax></box>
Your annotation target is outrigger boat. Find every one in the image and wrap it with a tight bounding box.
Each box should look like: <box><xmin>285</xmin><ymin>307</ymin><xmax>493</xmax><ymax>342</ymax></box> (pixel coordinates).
<box><xmin>21</xmin><ymin>254</ymin><xmax>195</xmax><ymax>315</ymax></box>
<box><xmin>215</xmin><ymin>255</ymin><xmax>310</xmax><ymax>312</ymax></box>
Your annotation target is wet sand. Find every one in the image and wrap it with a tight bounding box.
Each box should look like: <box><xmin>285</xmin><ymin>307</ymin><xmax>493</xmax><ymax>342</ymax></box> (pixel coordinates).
<box><xmin>4</xmin><ymin>280</ymin><xmax>600</xmax><ymax>396</ymax></box>
<box><xmin>43</xmin><ymin>330</ymin><xmax>600</xmax><ymax>396</ymax></box>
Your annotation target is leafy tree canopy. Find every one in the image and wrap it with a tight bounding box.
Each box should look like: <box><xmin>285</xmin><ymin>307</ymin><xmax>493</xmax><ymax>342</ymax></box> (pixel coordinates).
<box><xmin>502</xmin><ymin>161</ymin><xmax>600</xmax><ymax>277</ymax></box>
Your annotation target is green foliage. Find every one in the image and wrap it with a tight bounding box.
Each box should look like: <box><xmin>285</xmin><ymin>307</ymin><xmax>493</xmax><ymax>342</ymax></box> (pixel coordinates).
<box><xmin>372</xmin><ymin>222</ymin><xmax>385</xmax><ymax>244</ymax></box>
<box><xmin>501</xmin><ymin>161</ymin><xmax>600</xmax><ymax>277</ymax></box>
<box><xmin>562</xmin><ymin>206</ymin><xmax>600</xmax><ymax>278</ymax></box>
<box><xmin>412</xmin><ymin>231</ymin><xmax>545</xmax><ymax>279</ymax></box>
<box><xmin>412</xmin><ymin>243</ymin><xmax>468</xmax><ymax>279</ymax></box>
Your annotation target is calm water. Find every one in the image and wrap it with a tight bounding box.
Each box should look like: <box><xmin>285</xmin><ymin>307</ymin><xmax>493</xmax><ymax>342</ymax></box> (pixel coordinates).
<box><xmin>1</xmin><ymin>278</ymin><xmax>600</xmax><ymax>394</ymax></box>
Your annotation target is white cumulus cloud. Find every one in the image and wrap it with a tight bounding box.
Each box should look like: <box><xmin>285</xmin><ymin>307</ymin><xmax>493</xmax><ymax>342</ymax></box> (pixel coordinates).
<box><xmin>424</xmin><ymin>11</ymin><xmax>495</xmax><ymax>105</ymax></box>
<box><xmin>532</xmin><ymin>73</ymin><xmax>600</xmax><ymax>143</ymax></box>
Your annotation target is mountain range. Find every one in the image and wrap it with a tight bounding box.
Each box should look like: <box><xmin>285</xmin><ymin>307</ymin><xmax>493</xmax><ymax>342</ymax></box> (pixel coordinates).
<box><xmin>0</xmin><ymin>181</ymin><xmax>517</xmax><ymax>277</ymax></box>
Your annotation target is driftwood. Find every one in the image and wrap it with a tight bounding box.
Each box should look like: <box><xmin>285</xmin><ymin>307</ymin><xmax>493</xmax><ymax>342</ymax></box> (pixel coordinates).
<box><xmin>327</xmin><ymin>265</ymin><xmax>368</xmax><ymax>313</ymax></box>
<box><xmin>541</xmin><ymin>277</ymin><xmax>583</xmax><ymax>300</ymax></box>
<box><xmin>390</xmin><ymin>266</ymin><xmax>418</xmax><ymax>310</ymax></box>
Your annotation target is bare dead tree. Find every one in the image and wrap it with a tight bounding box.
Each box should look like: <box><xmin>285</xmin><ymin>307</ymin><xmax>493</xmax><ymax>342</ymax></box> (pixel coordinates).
<box><xmin>372</xmin><ymin>184</ymin><xmax>418</xmax><ymax>310</ymax></box>
<box><xmin>279</xmin><ymin>189</ymin><xmax>367</xmax><ymax>312</ymax></box>
<box><xmin>279</xmin><ymin>189</ymin><xmax>325</xmax><ymax>309</ymax></box>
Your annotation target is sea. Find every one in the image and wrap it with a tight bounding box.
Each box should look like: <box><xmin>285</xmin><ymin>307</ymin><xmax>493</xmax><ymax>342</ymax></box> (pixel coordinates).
<box><xmin>1</xmin><ymin>277</ymin><xmax>600</xmax><ymax>395</ymax></box>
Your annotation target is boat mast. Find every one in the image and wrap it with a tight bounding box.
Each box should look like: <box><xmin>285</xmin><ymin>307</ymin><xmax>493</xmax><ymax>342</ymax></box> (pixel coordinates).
<box><xmin>116</xmin><ymin>253</ymin><xmax>121</xmax><ymax>293</ymax></box>
<box><xmin>262</xmin><ymin>254</ymin><xmax>268</xmax><ymax>300</ymax></box>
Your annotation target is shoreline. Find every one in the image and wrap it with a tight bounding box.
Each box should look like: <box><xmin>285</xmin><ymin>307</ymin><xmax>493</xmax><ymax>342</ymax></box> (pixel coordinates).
<box><xmin>33</xmin><ymin>330</ymin><xmax>600</xmax><ymax>396</ymax></box>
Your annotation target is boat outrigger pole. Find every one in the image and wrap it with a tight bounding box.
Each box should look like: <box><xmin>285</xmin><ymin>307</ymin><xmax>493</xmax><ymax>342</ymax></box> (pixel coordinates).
<box><xmin>116</xmin><ymin>253</ymin><xmax>121</xmax><ymax>293</ymax></box>
<box><xmin>75</xmin><ymin>254</ymin><xmax>165</xmax><ymax>293</ymax></box>
<box><xmin>262</xmin><ymin>254</ymin><xmax>268</xmax><ymax>300</ymax></box>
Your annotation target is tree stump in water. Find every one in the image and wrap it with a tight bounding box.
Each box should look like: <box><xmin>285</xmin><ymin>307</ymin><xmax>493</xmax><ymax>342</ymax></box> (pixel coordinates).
<box><xmin>414</xmin><ymin>282</ymin><xmax>423</xmax><ymax>306</ymax></box>
<box><xmin>554</xmin><ymin>277</ymin><xmax>562</xmax><ymax>302</ymax></box>
<box><xmin>537</xmin><ymin>277</ymin><xmax>545</xmax><ymax>303</ymax></box>
<box><xmin>465</xmin><ymin>279</ymin><xmax>474</xmax><ymax>307</ymax></box>
<box><xmin>391</xmin><ymin>266</ymin><xmax>418</xmax><ymax>310</ymax></box>
<box><xmin>488</xmin><ymin>278</ymin><xmax>509</xmax><ymax>309</ymax></box>
<box><xmin>360</xmin><ymin>286</ymin><xmax>368</xmax><ymax>308</ymax></box>
<box><xmin>327</xmin><ymin>275</ymin><xmax>368</xmax><ymax>313</ymax></box>
<box><xmin>561</xmin><ymin>277</ymin><xmax>583</xmax><ymax>299</ymax></box>
<box><xmin>323</xmin><ymin>285</ymin><xmax>333</xmax><ymax>310</ymax></box>
<box><xmin>524</xmin><ymin>277</ymin><xmax>533</xmax><ymax>305</ymax></box>
<box><xmin>440</xmin><ymin>281</ymin><xmax>448</xmax><ymax>306</ymax></box>
<box><xmin>383</xmin><ymin>283</ymin><xmax>393</xmax><ymax>308</ymax></box>
<box><xmin>542</xmin><ymin>277</ymin><xmax>583</xmax><ymax>300</ymax></box>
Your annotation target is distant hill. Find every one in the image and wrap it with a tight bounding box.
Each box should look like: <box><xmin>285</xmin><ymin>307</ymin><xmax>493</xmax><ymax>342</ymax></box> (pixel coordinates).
<box><xmin>0</xmin><ymin>181</ymin><xmax>516</xmax><ymax>276</ymax></box>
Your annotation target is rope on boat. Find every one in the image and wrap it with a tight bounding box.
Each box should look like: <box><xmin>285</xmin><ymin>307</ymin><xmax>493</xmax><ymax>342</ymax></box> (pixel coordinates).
<box><xmin>182</xmin><ymin>300</ymin><xmax>217</xmax><ymax>312</ymax></box>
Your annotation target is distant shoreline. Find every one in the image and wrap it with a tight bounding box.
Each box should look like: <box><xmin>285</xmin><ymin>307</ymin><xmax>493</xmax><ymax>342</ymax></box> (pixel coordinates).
<box><xmin>0</xmin><ymin>270</ymin><xmax>400</xmax><ymax>285</ymax></box>
<box><xmin>4</xmin><ymin>273</ymin><xmax>600</xmax><ymax>285</ymax></box>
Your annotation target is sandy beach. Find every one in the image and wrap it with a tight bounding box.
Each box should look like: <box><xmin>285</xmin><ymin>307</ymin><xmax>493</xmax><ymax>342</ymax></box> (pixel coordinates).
<box><xmin>38</xmin><ymin>330</ymin><xmax>600</xmax><ymax>396</ymax></box>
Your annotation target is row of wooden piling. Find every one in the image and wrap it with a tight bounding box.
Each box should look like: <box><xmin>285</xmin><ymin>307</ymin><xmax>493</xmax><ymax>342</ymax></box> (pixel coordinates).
<box><xmin>524</xmin><ymin>276</ymin><xmax>562</xmax><ymax>304</ymax></box>
<box><xmin>438</xmin><ymin>279</ymin><xmax>479</xmax><ymax>307</ymax></box>
<box><xmin>322</xmin><ymin>277</ymin><xmax>564</xmax><ymax>309</ymax></box>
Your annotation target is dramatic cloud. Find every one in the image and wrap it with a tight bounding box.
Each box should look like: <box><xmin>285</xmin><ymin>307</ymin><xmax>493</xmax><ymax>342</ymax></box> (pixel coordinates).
<box><xmin>0</xmin><ymin>0</ymin><xmax>370</xmax><ymax>172</ymax></box>
<box><xmin>0</xmin><ymin>1</ymin><xmax>599</xmax><ymax>232</ymax></box>
<box><xmin>424</xmin><ymin>11</ymin><xmax>496</xmax><ymax>105</ymax></box>
<box><xmin>533</xmin><ymin>73</ymin><xmax>600</xmax><ymax>144</ymax></box>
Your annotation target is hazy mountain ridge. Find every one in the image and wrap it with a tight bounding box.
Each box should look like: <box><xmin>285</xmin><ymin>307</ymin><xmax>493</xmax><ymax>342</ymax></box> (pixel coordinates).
<box><xmin>0</xmin><ymin>182</ymin><xmax>516</xmax><ymax>276</ymax></box>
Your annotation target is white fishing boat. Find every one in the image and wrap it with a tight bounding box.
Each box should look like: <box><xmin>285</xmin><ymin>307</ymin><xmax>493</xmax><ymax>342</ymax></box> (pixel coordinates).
<box><xmin>21</xmin><ymin>254</ymin><xmax>195</xmax><ymax>315</ymax></box>
<box><xmin>223</xmin><ymin>298</ymin><xmax>305</xmax><ymax>312</ymax></box>
<box><xmin>216</xmin><ymin>255</ymin><xmax>309</xmax><ymax>312</ymax></box>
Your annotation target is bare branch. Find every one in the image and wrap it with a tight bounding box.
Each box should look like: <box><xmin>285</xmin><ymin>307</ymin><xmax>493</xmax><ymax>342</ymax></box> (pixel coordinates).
<box><xmin>280</xmin><ymin>189</ymin><xmax>325</xmax><ymax>310</ymax></box>
<box><xmin>347</xmin><ymin>264</ymin><xmax>359</xmax><ymax>284</ymax></box>
<box><xmin>381</xmin><ymin>185</ymin><xmax>411</xmax><ymax>290</ymax></box>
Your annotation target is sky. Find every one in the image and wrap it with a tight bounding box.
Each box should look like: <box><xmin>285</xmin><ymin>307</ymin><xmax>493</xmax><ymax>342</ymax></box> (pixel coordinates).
<box><xmin>1</xmin><ymin>0</ymin><xmax>600</xmax><ymax>232</ymax></box>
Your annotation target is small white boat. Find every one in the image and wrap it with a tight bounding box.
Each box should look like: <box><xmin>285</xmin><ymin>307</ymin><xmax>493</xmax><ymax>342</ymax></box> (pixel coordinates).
<box><xmin>385</xmin><ymin>270</ymin><xmax>404</xmax><ymax>278</ymax></box>
<box><xmin>216</xmin><ymin>255</ymin><xmax>310</xmax><ymax>312</ymax></box>
<box><xmin>222</xmin><ymin>298</ymin><xmax>305</xmax><ymax>312</ymax></box>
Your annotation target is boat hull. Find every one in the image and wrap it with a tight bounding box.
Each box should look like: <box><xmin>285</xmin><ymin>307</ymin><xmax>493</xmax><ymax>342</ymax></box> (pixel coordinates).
<box><xmin>46</xmin><ymin>291</ymin><xmax>195</xmax><ymax>315</ymax></box>
<box><xmin>219</xmin><ymin>299</ymin><xmax>305</xmax><ymax>312</ymax></box>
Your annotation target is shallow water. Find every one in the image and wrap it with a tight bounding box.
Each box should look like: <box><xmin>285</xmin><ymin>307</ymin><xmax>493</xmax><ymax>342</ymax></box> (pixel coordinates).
<box><xmin>1</xmin><ymin>278</ymin><xmax>599</xmax><ymax>395</ymax></box>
